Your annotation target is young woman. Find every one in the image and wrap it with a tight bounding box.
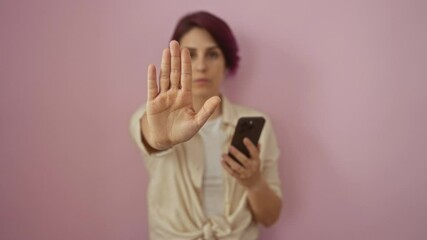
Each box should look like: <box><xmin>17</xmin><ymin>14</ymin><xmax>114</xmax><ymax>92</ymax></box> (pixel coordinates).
<box><xmin>130</xmin><ymin>11</ymin><xmax>282</xmax><ymax>240</ymax></box>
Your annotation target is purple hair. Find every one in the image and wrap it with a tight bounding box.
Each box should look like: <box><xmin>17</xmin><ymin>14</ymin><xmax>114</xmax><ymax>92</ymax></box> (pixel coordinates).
<box><xmin>171</xmin><ymin>11</ymin><xmax>240</xmax><ymax>75</ymax></box>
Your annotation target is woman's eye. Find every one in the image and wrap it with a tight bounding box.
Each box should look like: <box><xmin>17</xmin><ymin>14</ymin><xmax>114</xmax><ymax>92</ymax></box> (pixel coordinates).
<box><xmin>189</xmin><ymin>52</ymin><xmax>197</xmax><ymax>59</ymax></box>
<box><xmin>207</xmin><ymin>51</ymin><xmax>219</xmax><ymax>59</ymax></box>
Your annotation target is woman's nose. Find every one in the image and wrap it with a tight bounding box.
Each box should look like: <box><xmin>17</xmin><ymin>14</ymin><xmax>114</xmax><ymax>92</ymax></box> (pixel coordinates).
<box><xmin>194</xmin><ymin>58</ymin><xmax>207</xmax><ymax>72</ymax></box>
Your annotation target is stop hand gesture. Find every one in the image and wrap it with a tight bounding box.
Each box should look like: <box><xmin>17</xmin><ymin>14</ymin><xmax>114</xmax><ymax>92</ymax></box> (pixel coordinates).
<box><xmin>140</xmin><ymin>41</ymin><xmax>221</xmax><ymax>151</ymax></box>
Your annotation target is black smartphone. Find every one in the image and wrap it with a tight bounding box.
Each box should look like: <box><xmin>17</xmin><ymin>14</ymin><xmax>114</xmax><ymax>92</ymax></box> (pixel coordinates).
<box><xmin>228</xmin><ymin>117</ymin><xmax>265</xmax><ymax>165</ymax></box>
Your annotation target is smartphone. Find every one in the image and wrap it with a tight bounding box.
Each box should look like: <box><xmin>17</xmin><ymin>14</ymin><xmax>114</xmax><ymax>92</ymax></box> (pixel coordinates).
<box><xmin>228</xmin><ymin>117</ymin><xmax>265</xmax><ymax>165</ymax></box>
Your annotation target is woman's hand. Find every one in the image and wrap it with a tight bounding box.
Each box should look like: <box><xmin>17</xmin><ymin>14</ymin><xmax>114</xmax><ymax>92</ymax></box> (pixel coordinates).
<box><xmin>222</xmin><ymin>138</ymin><xmax>282</xmax><ymax>227</ymax></box>
<box><xmin>141</xmin><ymin>40</ymin><xmax>221</xmax><ymax>150</ymax></box>
<box><xmin>221</xmin><ymin>138</ymin><xmax>264</xmax><ymax>189</ymax></box>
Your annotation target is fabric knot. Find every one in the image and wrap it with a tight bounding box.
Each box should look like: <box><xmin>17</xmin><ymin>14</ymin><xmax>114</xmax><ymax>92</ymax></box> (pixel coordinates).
<box><xmin>202</xmin><ymin>222</ymin><xmax>214</xmax><ymax>239</ymax></box>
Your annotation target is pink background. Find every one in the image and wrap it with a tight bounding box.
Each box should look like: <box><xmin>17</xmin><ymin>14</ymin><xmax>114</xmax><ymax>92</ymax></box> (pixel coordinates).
<box><xmin>1</xmin><ymin>0</ymin><xmax>427</xmax><ymax>239</ymax></box>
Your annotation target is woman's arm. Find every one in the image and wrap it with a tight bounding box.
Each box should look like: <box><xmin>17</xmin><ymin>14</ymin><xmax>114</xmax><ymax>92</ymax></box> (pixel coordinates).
<box><xmin>246</xmin><ymin>175</ymin><xmax>282</xmax><ymax>227</ymax></box>
<box><xmin>222</xmin><ymin>138</ymin><xmax>282</xmax><ymax>227</ymax></box>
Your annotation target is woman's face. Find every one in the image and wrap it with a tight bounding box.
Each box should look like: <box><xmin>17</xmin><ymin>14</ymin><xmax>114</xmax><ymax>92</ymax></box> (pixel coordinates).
<box><xmin>179</xmin><ymin>27</ymin><xmax>226</xmax><ymax>99</ymax></box>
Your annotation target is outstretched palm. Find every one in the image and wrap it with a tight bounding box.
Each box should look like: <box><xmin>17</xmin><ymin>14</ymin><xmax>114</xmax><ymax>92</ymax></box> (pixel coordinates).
<box><xmin>143</xmin><ymin>41</ymin><xmax>220</xmax><ymax>150</ymax></box>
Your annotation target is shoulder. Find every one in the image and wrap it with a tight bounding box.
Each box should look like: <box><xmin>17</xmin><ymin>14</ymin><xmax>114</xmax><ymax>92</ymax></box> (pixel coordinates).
<box><xmin>228</xmin><ymin>100</ymin><xmax>272</xmax><ymax>122</ymax></box>
<box><xmin>225</xmin><ymin>97</ymin><xmax>278</xmax><ymax>136</ymax></box>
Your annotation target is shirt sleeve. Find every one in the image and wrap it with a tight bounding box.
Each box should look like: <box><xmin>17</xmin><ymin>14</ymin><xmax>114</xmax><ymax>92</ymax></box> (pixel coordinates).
<box><xmin>259</xmin><ymin>117</ymin><xmax>283</xmax><ymax>199</ymax></box>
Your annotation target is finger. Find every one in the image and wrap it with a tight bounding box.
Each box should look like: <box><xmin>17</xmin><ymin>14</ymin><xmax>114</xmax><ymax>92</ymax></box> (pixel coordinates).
<box><xmin>195</xmin><ymin>96</ymin><xmax>221</xmax><ymax>126</ymax></box>
<box><xmin>159</xmin><ymin>48</ymin><xmax>171</xmax><ymax>93</ymax></box>
<box><xmin>243</xmin><ymin>138</ymin><xmax>259</xmax><ymax>160</ymax></box>
<box><xmin>229</xmin><ymin>145</ymin><xmax>250</xmax><ymax>165</ymax></box>
<box><xmin>181</xmin><ymin>47</ymin><xmax>192</xmax><ymax>91</ymax></box>
<box><xmin>169</xmin><ymin>40</ymin><xmax>181</xmax><ymax>89</ymax></box>
<box><xmin>221</xmin><ymin>160</ymin><xmax>241</xmax><ymax>179</ymax></box>
<box><xmin>224</xmin><ymin>154</ymin><xmax>245</xmax><ymax>174</ymax></box>
<box><xmin>147</xmin><ymin>64</ymin><xmax>158</xmax><ymax>100</ymax></box>
<box><xmin>224</xmin><ymin>151</ymin><xmax>249</xmax><ymax>168</ymax></box>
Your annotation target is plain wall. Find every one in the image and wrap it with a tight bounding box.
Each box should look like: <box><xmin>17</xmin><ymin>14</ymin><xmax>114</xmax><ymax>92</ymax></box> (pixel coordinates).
<box><xmin>1</xmin><ymin>0</ymin><xmax>426</xmax><ymax>239</ymax></box>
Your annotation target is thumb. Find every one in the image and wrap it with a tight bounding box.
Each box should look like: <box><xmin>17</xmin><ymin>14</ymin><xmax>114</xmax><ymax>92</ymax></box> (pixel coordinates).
<box><xmin>195</xmin><ymin>96</ymin><xmax>221</xmax><ymax>126</ymax></box>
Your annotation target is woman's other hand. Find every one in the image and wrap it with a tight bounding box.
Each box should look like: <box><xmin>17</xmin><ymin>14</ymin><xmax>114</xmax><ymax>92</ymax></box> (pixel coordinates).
<box><xmin>222</xmin><ymin>138</ymin><xmax>282</xmax><ymax>226</ymax></box>
<box><xmin>222</xmin><ymin>138</ymin><xmax>264</xmax><ymax>190</ymax></box>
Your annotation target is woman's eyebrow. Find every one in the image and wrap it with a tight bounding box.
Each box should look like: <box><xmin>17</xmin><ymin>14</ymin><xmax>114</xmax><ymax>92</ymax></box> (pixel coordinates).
<box><xmin>184</xmin><ymin>46</ymin><xmax>219</xmax><ymax>51</ymax></box>
<box><xmin>206</xmin><ymin>46</ymin><xmax>219</xmax><ymax>50</ymax></box>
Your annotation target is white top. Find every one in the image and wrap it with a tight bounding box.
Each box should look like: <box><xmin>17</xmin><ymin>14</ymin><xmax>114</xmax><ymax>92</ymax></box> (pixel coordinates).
<box><xmin>199</xmin><ymin>117</ymin><xmax>226</xmax><ymax>218</ymax></box>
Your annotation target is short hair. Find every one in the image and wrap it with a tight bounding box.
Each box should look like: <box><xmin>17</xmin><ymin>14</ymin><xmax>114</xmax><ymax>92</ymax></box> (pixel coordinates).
<box><xmin>171</xmin><ymin>11</ymin><xmax>240</xmax><ymax>75</ymax></box>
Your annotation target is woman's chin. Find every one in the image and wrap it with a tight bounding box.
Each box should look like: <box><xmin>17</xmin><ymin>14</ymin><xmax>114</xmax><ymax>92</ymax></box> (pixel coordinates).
<box><xmin>192</xmin><ymin>89</ymin><xmax>219</xmax><ymax>99</ymax></box>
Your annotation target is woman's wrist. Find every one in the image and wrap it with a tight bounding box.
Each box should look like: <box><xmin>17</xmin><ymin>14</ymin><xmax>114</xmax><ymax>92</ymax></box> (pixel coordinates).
<box><xmin>245</xmin><ymin>173</ymin><xmax>266</xmax><ymax>192</ymax></box>
<box><xmin>140</xmin><ymin>115</ymin><xmax>171</xmax><ymax>153</ymax></box>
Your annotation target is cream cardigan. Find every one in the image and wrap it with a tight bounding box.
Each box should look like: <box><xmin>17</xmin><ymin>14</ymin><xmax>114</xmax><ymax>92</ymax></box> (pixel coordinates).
<box><xmin>129</xmin><ymin>96</ymin><xmax>282</xmax><ymax>240</ymax></box>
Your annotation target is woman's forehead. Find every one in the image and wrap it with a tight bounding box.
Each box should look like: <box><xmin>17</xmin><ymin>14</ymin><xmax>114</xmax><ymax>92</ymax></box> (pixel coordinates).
<box><xmin>180</xmin><ymin>28</ymin><xmax>218</xmax><ymax>49</ymax></box>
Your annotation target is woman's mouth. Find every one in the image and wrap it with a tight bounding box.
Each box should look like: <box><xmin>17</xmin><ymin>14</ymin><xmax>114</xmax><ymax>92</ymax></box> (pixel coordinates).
<box><xmin>193</xmin><ymin>78</ymin><xmax>209</xmax><ymax>84</ymax></box>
